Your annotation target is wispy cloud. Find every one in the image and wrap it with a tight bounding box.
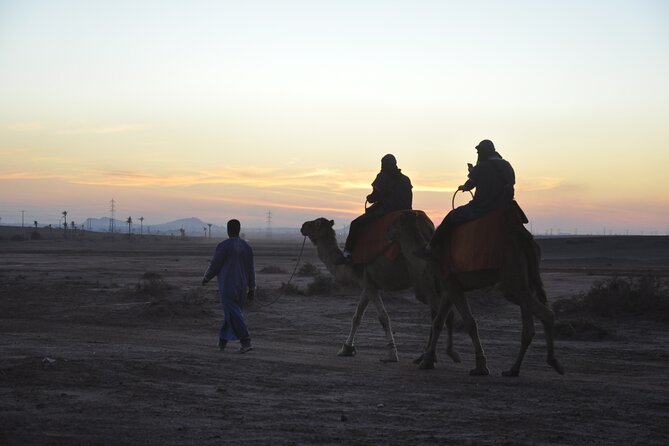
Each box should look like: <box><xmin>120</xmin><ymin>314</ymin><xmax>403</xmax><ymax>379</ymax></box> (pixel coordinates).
<box><xmin>56</xmin><ymin>125</ymin><xmax>138</xmax><ymax>135</ymax></box>
<box><xmin>0</xmin><ymin>171</ymin><xmax>62</xmax><ymax>180</ymax></box>
<box><xmin>6</xmin><ymin>122</ymin><xmax>44</xmax><ymax>132</ymax></box>
<box><xmin>67</xmin><ymin>166</ymin><xmax>376</xmax><ymax>190</ymax></box>
<box><xmin>518</xmin><ymin>177</ymin><xmax>566</xmax><ymax>192</ymax></box>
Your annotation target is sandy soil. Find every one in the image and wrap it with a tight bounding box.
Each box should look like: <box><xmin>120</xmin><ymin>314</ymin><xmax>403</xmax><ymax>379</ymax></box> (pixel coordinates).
<box><xmin>1</xmin><ymin>229</ymin><xmax>668</xmax><ymax>445</ymax></box>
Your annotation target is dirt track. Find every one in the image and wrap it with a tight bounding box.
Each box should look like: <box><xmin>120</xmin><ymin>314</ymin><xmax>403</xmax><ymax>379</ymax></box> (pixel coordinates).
<box><xmin>1</xmin><ymin>232</ymin><xmax>668</xmax><ymax>445</ymax></box>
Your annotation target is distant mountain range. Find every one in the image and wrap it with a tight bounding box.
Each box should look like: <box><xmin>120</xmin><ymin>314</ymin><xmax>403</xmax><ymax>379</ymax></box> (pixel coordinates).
<box><xmin>83</xmin><ymin>216</ymin><xmax>224</xmax><ymax>236</ymax></box>
<box><xmin>81</xmin><ymin>216</ymin><xmax>302</xmax><ymax>237</ymax></box>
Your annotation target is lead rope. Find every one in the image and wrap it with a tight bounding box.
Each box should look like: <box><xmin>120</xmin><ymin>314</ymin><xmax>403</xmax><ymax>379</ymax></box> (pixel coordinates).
<box><xmin>254</xmin><ymin>235</ymin><xmax>308</xmax><ymax>308</ymax></box>
<box><xmin>451</xmin><ymin>189</ymin><xmax>474</xmax><ymax>210</ymax></box>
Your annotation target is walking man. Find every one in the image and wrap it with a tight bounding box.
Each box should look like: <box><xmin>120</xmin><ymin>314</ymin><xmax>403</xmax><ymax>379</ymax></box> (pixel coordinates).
<box><xmin>202</xmin><ymin>219</ymin><xmax>256</xmax><ymax>353</ymax></box>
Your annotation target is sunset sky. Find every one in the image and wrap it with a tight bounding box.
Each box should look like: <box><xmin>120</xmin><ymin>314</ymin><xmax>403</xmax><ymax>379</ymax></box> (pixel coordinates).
<box><xmin>1</xmin><ymin>1</ymin><xmax>668</xmax><ymax>234</ymax></box>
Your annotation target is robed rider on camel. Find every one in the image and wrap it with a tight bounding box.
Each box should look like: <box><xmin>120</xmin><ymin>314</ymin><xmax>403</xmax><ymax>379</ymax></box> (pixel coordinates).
<box><xmin>337</xmin><ymin>154</ymin><xmax>413</xmax><ymax>264</ymax></box>
<box><xmin>421</xmin><ymin>139</ymin><xmax>516</xmax><ymax>256</ymax></box>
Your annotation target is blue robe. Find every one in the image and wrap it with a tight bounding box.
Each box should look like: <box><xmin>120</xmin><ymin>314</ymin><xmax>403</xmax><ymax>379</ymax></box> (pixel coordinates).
<box><xmin>204</xmin><ymin>237</ymin><xmax>256</xmax><ymax>343</ymax></box>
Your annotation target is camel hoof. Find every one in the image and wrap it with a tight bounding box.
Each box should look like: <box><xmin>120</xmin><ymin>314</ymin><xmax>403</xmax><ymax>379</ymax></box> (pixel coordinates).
<box><xmin>548</xmin><ymin>357</ymin><xmax>565</xmax><ymax>375</ymax></box>
<box><xmin>501</xmin><ymin>369</ymin><xmax>520</xmax><ymax>378</ymax></box>
<box><xmin>418</xmin><ymin>360</ymin><xmax>435</xmax><ymax>370</ymax></box>
<box><xmin>412</xmin><ymin>353</ymin><xmax>424</xmax><ymax>365</ymax></box>
<box><xmin>447</xmin><ymin>349</ymin><xmax>461</xmax><ymax>364</ymax></box>
<box><xmin>337</xmin><ymin>344</ymin><xmax>356</xmax><ymax>357</ymax></box>
<box><xmin>469</xmin><ymin>367</ymin><xmax>490</xmax><ymax>376</ymax></box>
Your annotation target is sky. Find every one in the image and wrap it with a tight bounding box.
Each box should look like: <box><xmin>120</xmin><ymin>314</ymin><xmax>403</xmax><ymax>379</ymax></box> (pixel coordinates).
<box><xmin>1</xmin><ymin>0</ymin><xmax>668</xmax><ymax>234</ymax></box>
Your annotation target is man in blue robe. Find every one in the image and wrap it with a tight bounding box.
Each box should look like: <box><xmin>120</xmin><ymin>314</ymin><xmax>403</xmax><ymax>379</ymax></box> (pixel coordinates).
<box><xmin>202</xmin><ymin>219</ymin><xmax>256</xmax><ymax>353</ymax></box>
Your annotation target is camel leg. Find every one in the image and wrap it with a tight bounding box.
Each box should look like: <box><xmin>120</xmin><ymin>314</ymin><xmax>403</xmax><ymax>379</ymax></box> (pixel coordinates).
<box><xmin>502</xmin><ymin>303</ymin><xmax>535</xmax><ymax>377</ymax></box>
<box><xmin>414</xmin><ymin>305</ymin><xmax>460</xmax><ymax>365</ymax></box>
<box><xmin>443</xmin><ymin>306</ymin><xmax>461</xmax><ymax>363</ymax></box>
<box><xmin>418</xmin><ymin>293</ymin><xmax>452</xmax><ymax>370</ymax></box>
<box><xmin>451</xmin><ymin>294</ymin><xmax>489</xmax><ymax>376</ymax></box>
<box><xmin>529</xmin><ymin>297</ymin><xmax>565</xmax><ymax>375</ymax></box>
<box><xmin>414</xmin><ymin>308</ymin><xmax>438</xmax><ymax>365</ymax></box>
<box><xmin>338</xmin><ymin>292</ymin><xmax>370</xmax><ymax>357</ymax></box>
<box><xmin>369</xmin><ymin>292</ymin><xmax>399</xmax><ymax>363</ymax></box>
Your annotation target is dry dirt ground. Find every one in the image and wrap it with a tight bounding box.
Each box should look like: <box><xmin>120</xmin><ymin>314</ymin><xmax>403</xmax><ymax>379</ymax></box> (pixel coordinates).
<box><xmin>1</xmin><ymin>228</ymin><xmax>668</xmax><ymax>445</ymax></box>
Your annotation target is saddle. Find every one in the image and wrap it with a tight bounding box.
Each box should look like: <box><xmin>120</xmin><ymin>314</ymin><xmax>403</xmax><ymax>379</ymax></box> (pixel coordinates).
<box><xmin>438</xmin><ymin>202</ymin><xmax>528</xmax><ymax>278</ymax></box>
<box><xmin>351</xmin><ymin>210</ymin><xmax>430</xmax><ymax>265</ymax></box>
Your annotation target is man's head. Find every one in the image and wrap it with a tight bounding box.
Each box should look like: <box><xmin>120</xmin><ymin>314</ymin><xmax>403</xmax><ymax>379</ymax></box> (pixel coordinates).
<box><xmin>227</xmin><ymin>219</ymin><xmax>241</xmax><ymax>237</ymax></box>
<box><xmin>381</xmin><ymin>154</ymin><xmax>398</xmax><ymax>171</ymax></box>
<box><xmin>475</xmin><ymin>139</ymin><xmax>496</xmax><ymax>160</ymax></box>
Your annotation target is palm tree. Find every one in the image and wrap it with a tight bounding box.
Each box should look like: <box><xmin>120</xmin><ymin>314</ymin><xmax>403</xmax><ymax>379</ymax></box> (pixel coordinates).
<box><xmin>207</xmin><ymin>223</ymin><xmax>212</xmax><ymax>238</ymax></box>
<box><xmin>126</xmin><ymin>217</ymin><xmax>132</xmax><ymax>235</ymax></box>
<box><xmin>34</xmin><ymin>221</ymin><xmax>38</xmax><ymax>229</ymax></box>
<box><xmin>62</xmin><ymin>211</ymin><xmax>68</xmax><ymax>231</ymax></box>
<box><xmin>139</xmin><ymin>216</ymin><xmax>144</xmax><ymax>236</ymax></box>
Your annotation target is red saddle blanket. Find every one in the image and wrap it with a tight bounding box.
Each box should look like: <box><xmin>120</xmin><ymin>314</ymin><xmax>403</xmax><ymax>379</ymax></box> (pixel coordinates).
<box><xmin>438</xmin><ymin>207</ymin><xmax>515</xmax><ymax>279</ymax></box>
<box><xmin>351</xmin><ymin>210</ymin><xmax>430</xmax><ymax>265</ymax></box>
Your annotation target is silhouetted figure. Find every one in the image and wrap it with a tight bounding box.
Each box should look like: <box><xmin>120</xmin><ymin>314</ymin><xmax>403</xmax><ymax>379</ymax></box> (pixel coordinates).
<box><xmin>338</xmin><ymin>154</ymin><xmax>413</xmax><ymax>263</ymax></box>
<box><xmin>428</xmin><ymin>139</ymin><xmax>515</xmax><ymax>251</ymax></box>
<box><xmin>202</xmin><ymin>219</ymin><xmax>256</xmax><ymax>353</ymax></box>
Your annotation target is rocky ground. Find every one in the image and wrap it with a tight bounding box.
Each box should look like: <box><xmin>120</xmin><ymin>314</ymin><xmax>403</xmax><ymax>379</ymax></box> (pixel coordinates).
<box><xmin>1</xmin><ymin>230</ymin><xmax>667</xmax><ymax>445</ymax></box>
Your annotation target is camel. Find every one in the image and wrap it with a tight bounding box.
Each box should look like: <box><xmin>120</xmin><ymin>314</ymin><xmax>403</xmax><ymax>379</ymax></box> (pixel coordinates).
<box><xmin>300</xmin><ymin>217</ymin><xmax>459</xmax><ymax>363</ymax></box>
<box><xmin>390</xmin><ymin>211</ymin><xmax>565</xmax><ymax>377</ymax></box>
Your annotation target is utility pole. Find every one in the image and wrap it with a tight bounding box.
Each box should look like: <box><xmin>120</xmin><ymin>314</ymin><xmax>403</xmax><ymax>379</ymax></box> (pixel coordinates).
<box><xmin>109</xmin><ymin>198</ymin><xmax>116</xmax><ymax>233</ymax></box>
<box><xmin>266</xmin><ymin>210</ymin><xmax>272</xmax><ymax>239</ymax></box>
<box><xmin>139</xmin><ymin>216</ymin><xmax>144</xmax><ymax>236</ymax></box>
<box><xmin>207</xmin><ymin>223</ymin><xmax>212</xmax><ymax>238</ymax></box>
<box><xmin>21</xmin><ymin>210</ymin><xmax>25</xmax><ymax>227</ymax></box>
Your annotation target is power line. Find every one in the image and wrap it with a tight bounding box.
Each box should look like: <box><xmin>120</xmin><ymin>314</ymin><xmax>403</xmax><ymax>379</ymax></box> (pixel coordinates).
<box><xmin>109</xmin><ymin>198</ymin><xmax>116</xmax><ymax>233</ymax></box>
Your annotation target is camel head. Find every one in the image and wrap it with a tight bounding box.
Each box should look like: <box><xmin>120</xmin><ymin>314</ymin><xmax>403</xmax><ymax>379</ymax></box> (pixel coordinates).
<box><xmin>300</xmin><ymin>218</ymin><xmax>336</xmax><ymax>244</ymax></box>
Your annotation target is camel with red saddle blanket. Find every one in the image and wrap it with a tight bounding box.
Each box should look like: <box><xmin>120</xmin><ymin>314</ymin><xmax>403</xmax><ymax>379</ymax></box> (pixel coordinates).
<box><xmin>300</xmin><ymin>211</ymin><xmax>460</xmax><ymax>363</ymax></box>
<box><xmin>390</xmin><ymin>207</ymin><xmax>565</xmax><ymax>377</ymax></box>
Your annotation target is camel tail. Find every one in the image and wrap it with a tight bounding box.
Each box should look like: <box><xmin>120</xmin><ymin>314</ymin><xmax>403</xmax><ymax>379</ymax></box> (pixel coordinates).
<box><xmin>520</xmin><ymin>226</ymin><xmax>548</xmax><ymax>304</ymax></box>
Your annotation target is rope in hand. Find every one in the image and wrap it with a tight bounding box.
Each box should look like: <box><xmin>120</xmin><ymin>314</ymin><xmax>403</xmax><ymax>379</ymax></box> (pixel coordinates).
<box><xmin>451</xmin><ymin>189</ymin><xmax>474</xmax><ymax>210</ymax></box>
<box><xmin>254</xmin><ymin>235</ymin><xmax>308</xmax><ymax>308</ymax></box>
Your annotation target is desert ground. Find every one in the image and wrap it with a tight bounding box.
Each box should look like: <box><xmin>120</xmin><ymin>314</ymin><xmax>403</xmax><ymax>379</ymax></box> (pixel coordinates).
<box><xmin>1</xmin><ymin>226</ymin><xmax>668</xmax><ymax>445</ymax></box>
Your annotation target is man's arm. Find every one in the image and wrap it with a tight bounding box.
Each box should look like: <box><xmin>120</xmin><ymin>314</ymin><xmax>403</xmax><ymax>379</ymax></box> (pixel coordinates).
<box><xmin>245</xmin><ymin>247</ymin><xmax>256</xmax><ymax>298</ymax></box>
<box><xmin>202</xmin><ymin>243</ymin><xmax>226</xmax><ymax>285</ymax></box>
<box><xmin>458</xmin><ymin>164</ymin><xmax>479</xmax><ymax>191</ymax></box>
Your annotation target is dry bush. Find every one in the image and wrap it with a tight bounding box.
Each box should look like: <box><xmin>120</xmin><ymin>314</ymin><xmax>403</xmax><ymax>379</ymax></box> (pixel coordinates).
<box><xmin>135</xmin><ymin>272</ymin><xmax>171</xmax><ymax>297</ymax></box>
<box><xmin>259</xmin><ymin>265</ymin><xmax>286</xmax><ymax>274</ymax></box>
<box><xmin>278</xmin><ymin>282</ymin><xmax>302</xmax><ymax>295</ymax></box>
<box><xmin>138</xmin><ymin>285</ymin><xmax>212</xmax><ymax>319</ymax></box>
<box><xmin>554</xmin><ymin>319</ymin><xmax>614</xmax><ymax>341</ymax></box>
<box><xmin>307</xmin><ymin>274</ymin><xmax>336</xmax><ymax>296</ymax></box>
<box><xmin>554</xmin><ymin>275</ymin><xmax>669</xmax><ymax>320</ymax></box>
<box><xmin>297</xmin><ymin>262</ymin><xmax>320</xmax><ymax>277</ymax></box>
